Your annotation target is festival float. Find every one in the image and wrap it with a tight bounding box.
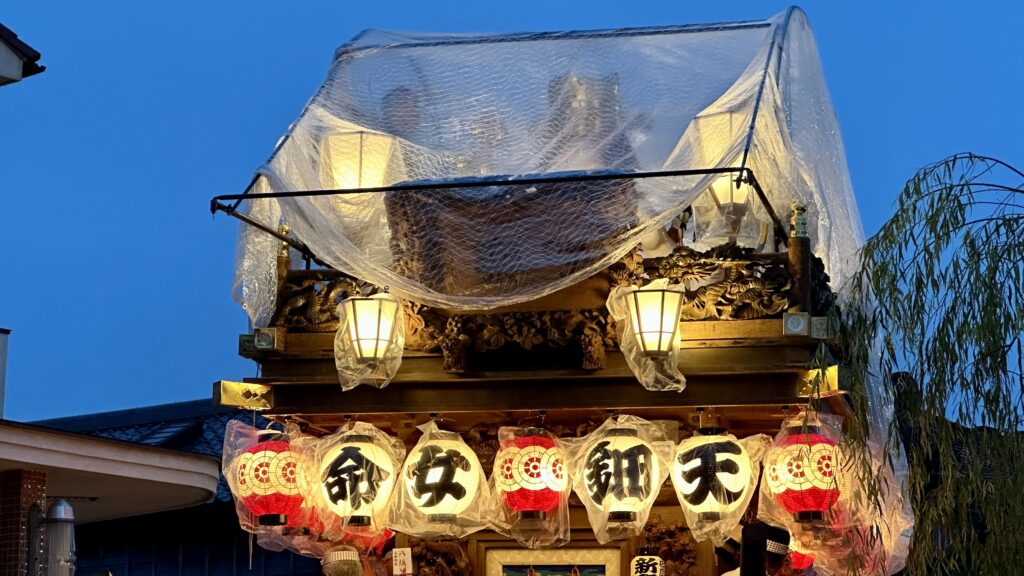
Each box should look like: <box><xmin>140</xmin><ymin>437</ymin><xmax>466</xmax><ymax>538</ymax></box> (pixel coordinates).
<box><xmin>212</xmin><ymin>7</ymin><xmax>913</xmax><ymax>575</ymax></box>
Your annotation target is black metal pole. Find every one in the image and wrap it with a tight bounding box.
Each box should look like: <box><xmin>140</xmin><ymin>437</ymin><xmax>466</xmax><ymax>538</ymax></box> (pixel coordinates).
<box><xmin>212</xmin><ymin>166</ymin><xmax>790</xmax><ymax>265</ymax></box>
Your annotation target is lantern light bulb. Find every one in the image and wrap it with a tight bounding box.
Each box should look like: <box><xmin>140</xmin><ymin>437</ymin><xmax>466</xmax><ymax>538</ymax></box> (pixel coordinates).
<box><xmin>625</xmin><ymin>286</ymin><xmax>684</xmax><ymax>357</ymax></box>
<box><xmin>340</xmin><ymin>295</ymin><xmax>401</xmax><ymax>363</ymax></box>
<box><xmin>709</xmin><ymin>175</ymin><xmax>751</xmax><ymax>205</ymax></box>
<box><xmin>323</xmin><ymin>131</ymin><xmax>394</xmax><ymax>190</ymax></box>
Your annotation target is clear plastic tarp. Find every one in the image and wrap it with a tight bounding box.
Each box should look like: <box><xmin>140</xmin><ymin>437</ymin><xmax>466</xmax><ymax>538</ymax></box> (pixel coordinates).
<box><xmin>233</xmin><ymin>7</ymin><xmax>862</xmax><ymax>322</ymax></box>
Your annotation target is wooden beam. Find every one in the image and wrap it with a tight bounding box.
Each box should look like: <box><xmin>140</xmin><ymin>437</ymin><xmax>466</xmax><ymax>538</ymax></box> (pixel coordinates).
<box><xmin>244</xmin><ymin>319</ymin><xmax>822</xmax><ymax>360</ymax></box>
<box><xmin>248</xmin><ymin>371</ymin><xmax>805</xmax><ymax>416</ymax></box>
<box><xmin>256</xmin><ymin>347</ymin><xmax>813</xmax><ymax>382</ymax></box>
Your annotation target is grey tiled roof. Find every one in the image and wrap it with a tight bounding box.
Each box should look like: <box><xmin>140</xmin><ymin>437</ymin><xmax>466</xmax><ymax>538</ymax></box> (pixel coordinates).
<box><xmin>34</xmin><ymin>400</ymin><xmax>268</xmax><ymax>501</ymax></box>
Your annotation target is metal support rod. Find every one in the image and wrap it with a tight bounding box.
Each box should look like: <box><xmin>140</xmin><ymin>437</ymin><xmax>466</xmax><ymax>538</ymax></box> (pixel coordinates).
<box><xmin>211</xmin><ymin>200</ymin><xmax>326</xmax><ymax>266</ymax></box>
<box><xmin>742</xmin><ymin>170</ymin><xmax>789</xmax><ymax>247</ymax></box>
<box><xmin>212</xmin><ymin>166</ymin><xmax>790</xmax><ymax>262</ymax></box>
<box><xmin>213</xmin><ymin>167</ymin><xmax>746</xmax><ymax>205</ymax></box>
<box><xmin>738</xmin><ymin>6</ymin><xmax>797</xmax><ymax>173</ymax></box>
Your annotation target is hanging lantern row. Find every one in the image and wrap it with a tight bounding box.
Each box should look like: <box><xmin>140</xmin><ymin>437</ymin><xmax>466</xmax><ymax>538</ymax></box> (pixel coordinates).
<box><xmin>224</xmin><ymin>412</ymin><xmax>845</xmax><ymax>554</ymax></box>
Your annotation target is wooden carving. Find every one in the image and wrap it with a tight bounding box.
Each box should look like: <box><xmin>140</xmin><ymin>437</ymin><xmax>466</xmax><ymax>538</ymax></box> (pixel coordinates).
<box><xmin>648</xmin><ymin>245</ymin><xmax>794</xmax><ymax>320</ymax></box>
<box><xmin>270</xmin><ymin>270</ymin><xmax>367</xmax><ymax>332</ymax></box>
<box><xmin>640</xmin><ymin>515</ymin><xmax>701</xmax><ymax>576</ymax></box>
<box><xmin>267</xmin><ymin>242</ymin><xmax>835</xmax><ymax>373</ymax></box>
<box><xmin>407</xmin><ymin>538</ymin><xmax>472</xmax><ymax>576</ymax></box>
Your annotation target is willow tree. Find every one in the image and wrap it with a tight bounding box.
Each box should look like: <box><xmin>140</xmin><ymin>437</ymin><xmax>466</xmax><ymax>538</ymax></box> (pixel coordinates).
<box><xmin>843</xmin><ymin>153</ymin><xmax>1024</xmax><ymax>575</ymax></box>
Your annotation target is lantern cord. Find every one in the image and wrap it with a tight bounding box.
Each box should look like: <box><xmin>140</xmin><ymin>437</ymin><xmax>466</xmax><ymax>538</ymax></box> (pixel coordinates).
<box><xmin>426</xmin><ymin>412</ymin><xmax>455</xmax><ymax>427</ymax></box>
<box><xmin>516</xmin><ymin>410</ymin><xmax>548</xmax><ymax>428</ymax></box>
<box><xmin>288</xmin><ymin>414</ymin><xmax>333</xmax><ymax>435</ymax></box>
<box><xmin>248</xmin><ymin>532</ymin><xmax>254</xmax><ymax>571</ymax></box>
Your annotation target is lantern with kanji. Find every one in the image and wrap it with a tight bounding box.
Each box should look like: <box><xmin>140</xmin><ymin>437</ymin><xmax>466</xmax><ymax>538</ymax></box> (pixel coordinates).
<box><xmin>386</xmin><ymin>421</ymin><xmax>494</xmax><ymax>538</ymax></box>
<box><xmin>763</xmin><ymin>423</ymin><xmax>842</xmax><ymax>522</ymax></box>
<box><xmin>494</xmin><ymin>427</ymin><xmax>568</xmax><ymax>520</ymax></box>
<box><xmin>672</xmin><ymin>433</ymin><xmax>752</xmax><ymax>523</ymax></box>
<box><xmin>228</xmin><ymin>429</ymin><xmax>305</xmax><ymax>527</ymax></box>
<box><xmin>672</xmin><ymin>431</ymin><xmax>770</xmax><ymax>544</ymax></box>
<box><xmin>570</xmin><ymin>416</ymin><xmax>672</xmax><ymax>544</ymax></box>
<box><xmin>403</xmin><ymin>436</ymin><xmax>482</xmax><ymax>522</ymax></box>
<box><xmin>318</xmin><ymin>423</ymin><xmax>404</xmax><ymax>530</ymax></box>
<box><xmin>582</xmin><ymin>427</ymin><xmax>660</xmax><ymax>523</ymax></box>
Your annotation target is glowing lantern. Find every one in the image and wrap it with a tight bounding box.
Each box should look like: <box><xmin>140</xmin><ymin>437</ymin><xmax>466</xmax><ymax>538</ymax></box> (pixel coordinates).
<box><xmin>624</xmin><ymin>284</ymin><xmax>685</xmax><ymax>358</ymax></box>
<box><xmin>764</xmin><ymin>426</ymin><xmax>841</xmax><ymax>522</ymax></box>
<box><xmin>319</xmin><ymin>433</ymin><xmax>398</xmax><ymax>527</ymax></box>
<box><xmin>230</xmin><ymin>431</ymin><xmax>304</xmax><ymax>526</ymax></box>
<box><xmin>672</xmin><ymin>433</ymin><xmax>753</xmax><ymax>522</ymax></box>
<box><xmin>337</xmin><ymin>294</ymin><xmax>402</xmax><ymax>364</ymax></box>
<box><xmin>321</xmin><ymin>131</ymin><xmax>395</xmax><ymax>190</ymax></box>
<box><xmin>581</xmin><ymin>428</ymin><xmax>660</xmax><ymax>522</ymax></box>
<box><xmin>708</xmin><ymin>174</ymin><xmax>753</xmax><ymax>238</ymax></box>
<box><xmin>494</xmin><ymin>428</ymin><xmax>568</xmax><ymax>520</ymax></box>
<box><xmin>403</xmin><ymin>435</ymin><xmax>483</xmax><ymax>523</ymax></box>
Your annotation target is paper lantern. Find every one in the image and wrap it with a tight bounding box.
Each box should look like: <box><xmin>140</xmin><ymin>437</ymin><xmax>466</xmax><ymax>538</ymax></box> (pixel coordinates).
<box><xmin>708</xmin><ymin>175</ymin><xmax>752</xmax><ymax>237</ymax></box>
<box><xmin>494</xmin><ymin>428</ymin><xmax>568</xmax><ymax>520</ymax></box>
<box><xmin>672</xmin><ymin>434</ymin><xmax>752</xmax><ymax>522</ymax></box>
<box><xmin>764</xmin><ymin>427</ymin><xmax>841</xmax><ymax>522</ymax></box>
<box><xmin>231</xmin><ymin>434</ymin><xmax>304</xmax><ymax>526</ymax></box>
<box><xmin>582</xmin><ymin>428</ymin><xmax>660</xmax><ymax>522</ymax></box>
<box><xmin>624</xmin><ymin>285</ymin><xmax>685</xmax><ymax>357</ymax></box>
<box><xmin>790</xmin><ymin>551</ymin><xmax>815</xmax><ymax>571</ymax></box>
<box><xmin>321</xmin><ymin>130</ymin><xmax>394</xmax><ymax>190</ymax></box>
<box><xmin>404</xmin><ymin>435</ymin><xmax>483</xmax><ymax>523</ymax></box>
<box><xmin>320</xmin><ymin>433</ymin><xmax>398</xmax><ymax>527</ymax></box>
<box><xmin>338</xmin><ymin>295</ymin><xmax>402</xmax><ymax>364</ymax></box>
<box><xmin>630</xmin><ymin>551</ymin><xmax>665</xmax><ymax>576</ymax></box>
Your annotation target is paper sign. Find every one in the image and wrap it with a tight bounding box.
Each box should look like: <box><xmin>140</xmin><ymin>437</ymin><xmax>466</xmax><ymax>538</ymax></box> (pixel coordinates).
<box><xmin>393</xmin><ymin>547</ymin><xmax>412</xmax><ymax>576</ymax></box>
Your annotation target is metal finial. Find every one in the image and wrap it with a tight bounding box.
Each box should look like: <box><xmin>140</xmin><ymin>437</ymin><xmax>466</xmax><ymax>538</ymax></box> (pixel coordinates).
<box><xmin>789</xmin><ymin>202</ymin><xmax>808</xmax><ymax>238</ymax></box>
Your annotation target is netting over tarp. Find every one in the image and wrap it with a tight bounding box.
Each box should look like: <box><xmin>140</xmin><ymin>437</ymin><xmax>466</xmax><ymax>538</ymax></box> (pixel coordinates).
<box><xmin>233</xmin><ymin>7</ymin><xmax>862</xmax><ymax>323</ymax></box>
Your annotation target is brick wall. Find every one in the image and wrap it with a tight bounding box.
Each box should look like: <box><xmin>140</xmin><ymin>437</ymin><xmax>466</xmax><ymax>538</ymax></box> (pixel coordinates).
<box><xmin>0</xmin><ymin>469</ymin><xmax>46</xmax><ymax>576</ymax></box>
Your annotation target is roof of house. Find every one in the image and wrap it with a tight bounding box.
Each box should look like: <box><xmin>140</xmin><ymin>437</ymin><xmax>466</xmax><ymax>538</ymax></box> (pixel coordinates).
<box><xmin>0</xmin><ymin>23</ymin><xmax>44</xmax><ymax>82</ymax></box>
<box><xmin>36</xmin><ymin>399</ymin><xmax>264</xmax><ymax>501</ymax></box>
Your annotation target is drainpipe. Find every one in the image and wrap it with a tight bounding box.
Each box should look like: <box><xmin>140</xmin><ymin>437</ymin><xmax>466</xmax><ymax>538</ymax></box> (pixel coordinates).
<box><xmin>0</xmin><ymin>328</ymin><xmax>9</xmax><ymax>418</ymax></box>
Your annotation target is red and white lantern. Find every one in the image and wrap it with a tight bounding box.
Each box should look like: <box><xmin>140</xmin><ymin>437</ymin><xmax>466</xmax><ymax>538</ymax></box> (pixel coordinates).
<box><xmin>494</xmin><ymin>428</ymin><xmax>568</xmax><ymax>520</ymax></box>
<box><xmin>764</xmin><ymin>427</ymin><xmax>841</xmax><ymax>522</ymax></box>
<box><xmin>231</xmin><ymin>431</ymin><xmax>305</xmax><ymax>526</ymax></box>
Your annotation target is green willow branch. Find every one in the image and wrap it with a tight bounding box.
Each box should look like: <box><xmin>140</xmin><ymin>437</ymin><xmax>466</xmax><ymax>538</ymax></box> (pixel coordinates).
<box><xmin>842</xmin><ymin>153</ymin><xmax>1024</xmax><ymax>575</ymax></box>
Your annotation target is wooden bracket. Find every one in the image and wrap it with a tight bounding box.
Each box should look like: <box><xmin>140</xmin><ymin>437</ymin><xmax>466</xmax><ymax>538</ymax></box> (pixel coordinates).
<box><xmin>214</xmin><ymin>380</ymin><xmax>274</xmax><ymax>411</ymax></box>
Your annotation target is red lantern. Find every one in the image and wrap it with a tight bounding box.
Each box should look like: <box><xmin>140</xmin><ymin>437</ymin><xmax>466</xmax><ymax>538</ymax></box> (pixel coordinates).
<box><xmin>232</xmin><ymin>434</ymin><xmax>305</xmax><ymax>526</ymax></box>
<box><xmin>764</xmin><ymin>428</ymin><xmax>840</xmax><ymax>522</ymax></box>
<box><xmin>790</xmin><ymin>551</ymin><xmax>815</xmax><ymax>571</ymax></box>
<box><xmin>494</xmin><ymin>428</ymin><xmax>567</xmax><ymax>519</ymax></box>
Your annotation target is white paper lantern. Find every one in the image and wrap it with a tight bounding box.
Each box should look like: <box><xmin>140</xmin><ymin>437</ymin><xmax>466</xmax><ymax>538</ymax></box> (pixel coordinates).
<box><xmin>319</xmin><ymin>433</ymin><xmax>398</xmax><ymax>526</ymax></box>
<box><xmin>582</xmin><ymin>428</ymin><xmax>660</xmax><ymax>522</ymax></box>
<box><xmin>403</xmin><ymin>436</ymin><xmax>482</xmax><ymax>523</ymax></box>
<box><xmin>321</xmin><ymin>130</ymin><xmax>395</xmax><ymax>190</ymax></box>
<box><xmin>672</xmin><ymin>434</ymin><xmax>752</xmax><ymax>522</ymax></box>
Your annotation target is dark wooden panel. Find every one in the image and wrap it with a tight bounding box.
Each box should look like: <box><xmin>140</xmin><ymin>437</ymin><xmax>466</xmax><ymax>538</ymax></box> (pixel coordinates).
<box><xmin>256</xmin><ymin>347</ymin><xmax>813</xmax><ymax>382</ymax></box>
<box><xmin>255</xmin><ymin>371</ymin><xmax>805</xmax><ymax>416</ymax></box>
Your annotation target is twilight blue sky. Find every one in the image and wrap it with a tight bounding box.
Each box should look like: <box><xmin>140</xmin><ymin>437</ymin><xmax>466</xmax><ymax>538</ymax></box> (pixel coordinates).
<box><xmin>1</xmin><ymin>1</ymin><xmax>1021</xmax><ymax>420</ymax></box>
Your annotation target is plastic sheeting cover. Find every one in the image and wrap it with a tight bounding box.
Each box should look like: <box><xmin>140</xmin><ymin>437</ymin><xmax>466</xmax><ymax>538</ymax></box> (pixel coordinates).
<box><xmin>233</xmin><ymin>7</ymin><xmax>863</xmax><ymax>322</ymax></box>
